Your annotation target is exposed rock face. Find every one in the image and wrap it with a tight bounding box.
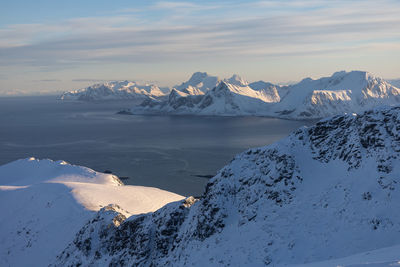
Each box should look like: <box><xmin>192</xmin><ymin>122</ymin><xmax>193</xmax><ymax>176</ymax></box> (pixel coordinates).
<box><xmin>53</xmin><ymin>106</ymin><xmax>400</xmax><ymax>266</ymax></box>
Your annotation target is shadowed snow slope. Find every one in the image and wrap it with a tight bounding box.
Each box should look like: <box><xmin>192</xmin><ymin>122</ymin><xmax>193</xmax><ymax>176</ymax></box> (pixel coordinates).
<box><xmin>389</xmin><ymin>79</ymin><xmax>400</xmax><ymax>88</ymax></box>
<box><xmin>54</xmin><ymin>106</ymin><xmax>400</xmax><ymax>266</ymax></box>
<box><xmin>0</xmin><ymin>158</ymin><xmax>183</xmax><ymax>267</ymax></box>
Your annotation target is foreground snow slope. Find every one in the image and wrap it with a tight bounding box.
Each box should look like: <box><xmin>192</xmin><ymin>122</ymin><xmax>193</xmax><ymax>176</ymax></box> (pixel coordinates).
<box><xmin>136</xmin><ymin>71</ymin><xmax>400</xmax><ymax>119</ymax></box>
<box><xmin>291</xmin><ymin>244</ymin><xmax>400</xmax><ymax>267</ymax></box>
<box><xmin>0</xmin><ymin>158</ymin><xmax>183</xmax><ymax>267</ymax></box>
<box><xmin>55</xmin><ymin>106</ymin><xmax>400</xmax><ymax>266</ymax></box>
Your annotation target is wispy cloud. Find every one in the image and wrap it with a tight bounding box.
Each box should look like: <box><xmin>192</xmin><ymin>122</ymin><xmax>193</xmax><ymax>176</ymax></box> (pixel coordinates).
<box><xmin>32</xmin><ymin>79</ymin><xmax>62</xmax><ymax>82</ymax></box>
<box><xmin>71</xmin><ymin>78</ymin><xmax>109</xmax><ymax>82</ymax></box>
<box><xmin>0</xmin><ymin>0</ymin><xmax>399</xmax><ymax>89</ymax></box>
<box><xmin>152</xmin><ymin>1</ymin><xmax>199</xmax><ymax>10</ymax></box>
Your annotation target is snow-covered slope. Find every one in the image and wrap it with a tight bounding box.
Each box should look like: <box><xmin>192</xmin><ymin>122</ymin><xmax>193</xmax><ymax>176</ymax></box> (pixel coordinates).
<box><xmin>135</xmin><ymin>71</ymin><xmax>400</xmax><ymax>120</ymax></box>
<box><xmin>60</xmin><ymin>80</ymin><xmax>170</xmax><ymax>101</ymax></box>
<box><xmin>249</xmin><ymin>80</ymin><xmax>282</xmax><ymax>102</ymax></box>
<box><xmin>0</xmin><ymin>158</ymin><xmax>183</xmax><ymax>267</ymax></box>
<box><xmin>291</xmin><ymin>244</ymin><xmax>400</xmax><ymax>267</ymax></box>
<box><xmin>174</xmin><ymin>72</ymin><xmax>219</xmax><ymax>95</ymax></box>
<box><xmin>135</xmin><ymin>79</ymin><xmax>280</xmax><ymax>116</ymax></box>
<box><xmin>54</xmin><ymin>106</ymin><xmax>400</xmax><ymax>266</ymax></box>
<box><xmin>389</xmin><ymin>79</ymin><xmax>400</xmax><ymax>88</ymax></box>
<box><xmin>195</xmin><ymin>81</ymin><xmax>280</xmax><ymax>115</ymax></box>
<box><xmin>223</xmin><ymin>74</ymin><xmax>249</xmax><ymax>87</ymax></box>
<box><xmin>274</xmin><ymin>71</ymin><xmax>400</xmax><ymax>119</ymax></box>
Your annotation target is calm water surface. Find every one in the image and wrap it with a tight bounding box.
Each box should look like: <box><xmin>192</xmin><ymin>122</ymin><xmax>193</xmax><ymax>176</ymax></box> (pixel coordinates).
<box><xmin>0</xmin><ymin>96</ymin><xmax>315</xmax><ymax>196</ymax></box>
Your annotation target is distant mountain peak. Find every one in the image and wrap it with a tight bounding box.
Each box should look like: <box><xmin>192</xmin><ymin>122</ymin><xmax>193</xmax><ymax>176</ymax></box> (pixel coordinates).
<box><xmin>188</xmin><ymin>72</ymin><xmax>210</xmax><ymax>82</ymax></box>
<box><xmin>326</xmin><ymin>70</ymin><xmax>379</xmax><ymax>83</ymax></box>
<box><xmin>60</xmin><ymin>80</ymin><xmax>169</xmax><ymax>101</ymax></box>
<box><xmin>174</xmin><ymin>72</ymin><xmax>220</xmax><ymax>94</ymax></box>
<box><xmin>224</xmin><ymin>74</ymin><xmax>248</xmax><ymax>86</ymax></box>
<box><xmin>136</xmin><ymin>70</ymin><xmax>400</xmax><ymax>119</ymax></box>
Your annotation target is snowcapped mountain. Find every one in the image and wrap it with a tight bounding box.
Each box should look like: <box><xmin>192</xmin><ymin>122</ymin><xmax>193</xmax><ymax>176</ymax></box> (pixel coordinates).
<box><xmin>135</xmin><ymin>71</ymin><xmax>400</xmax><ymax>120</ymax></box>
<box><xmin>53</xmin><ymin>106</ymin><xmax>400</xmax><ymax>266</ymax></box>
<box><xmin>223</xmin><ymin>74</ymin><xmax>249</xmax><ymax>87</ymax></box>
<box><xmin>134</xmin><ymin>74</ymin><xmax>281</xmax><ymax>116</ymax></box>
<box><xmin>194</xmin><ymin>81</ymin><xmax>280</xmax><ymax>115</ymax></box>
<box><xmin>274</xmin><ymin>71</ymin><xmax>400</xmax><ymax>119</ymax></box>
<box><xmin>174</xmin><ymin>72</ymin><xmax>219</xmax><ymax>95</ymax></box>
<box><xmin>0</xmin><ymin>158</ymin><xmax>183</xmax><ymax>267</ymax></box>
<box><xmin>249</xmin><ymin>80</ymin><xmax>282</xmax><ymax>102</ymax></box>
<box><xmin>60</xmin><ymin>80</ymin><xmax>170</xmax><ymax>101</ymax></box>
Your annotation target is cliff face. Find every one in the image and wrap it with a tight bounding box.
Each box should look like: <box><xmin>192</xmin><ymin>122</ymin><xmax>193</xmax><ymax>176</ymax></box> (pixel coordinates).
<box><xmin>54</xmin><ymin>106</ymin><xmax>400</xmax><ymax>266</ymax></box>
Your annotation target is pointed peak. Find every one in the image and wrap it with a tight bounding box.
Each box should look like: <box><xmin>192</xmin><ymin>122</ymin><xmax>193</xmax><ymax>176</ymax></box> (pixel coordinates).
<box><xmin>189</xmin><ymin>72</ymin><xmax>209</xmax><ymax>80</ymax></box>
<box><xmin>224</xmin><ymin>74</ymin><xmax>248</xmax><ymax>86</ymax></box>
<box><xmin>185</xmin><ymin>72</ymin><xmax>215</xmax><ymax>85</ymax></box>
<box><xmin>213</xmin><ymin>81</ymin><xmax>231</xmax><ymax>91</ymax></box>
<box><xmin>169</xmin><ymin>88</ymin><xmax>188</xmax><ymax>98</ymax></box>
<box><xmin>174</xmin><ymin>72</ymin><xmax>219</xmax><ymax>93</ymax></box>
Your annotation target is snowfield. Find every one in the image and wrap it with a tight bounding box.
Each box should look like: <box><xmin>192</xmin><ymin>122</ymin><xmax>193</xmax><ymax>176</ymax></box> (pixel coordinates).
<box><xmin>0</xmin><ymin>157</ymin><xmax>183</xmax><ymax>267</ymax></box>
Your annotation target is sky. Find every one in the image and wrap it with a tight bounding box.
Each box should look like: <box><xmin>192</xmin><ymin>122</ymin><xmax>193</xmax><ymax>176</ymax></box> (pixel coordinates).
<box><xmin>0</xmin><ymin>0</ymin><xmax>399</xmax><ymax>95</ymax></box>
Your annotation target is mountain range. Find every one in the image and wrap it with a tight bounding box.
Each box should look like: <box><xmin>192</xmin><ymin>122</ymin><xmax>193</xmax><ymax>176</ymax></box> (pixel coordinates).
<box><xmin>60</xmin><ymin>71</ymin><xmax>400</xmax><ymax>120</ymax></box>
<box><xmin>135</xmin><ymin>71</ymin><xmax>400</xmax><ymax>120</ymax></box>
<box><xmin>60</xmin><ymin>81</ymin><xmax>170</xmax><ymax>101</ymax></box>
